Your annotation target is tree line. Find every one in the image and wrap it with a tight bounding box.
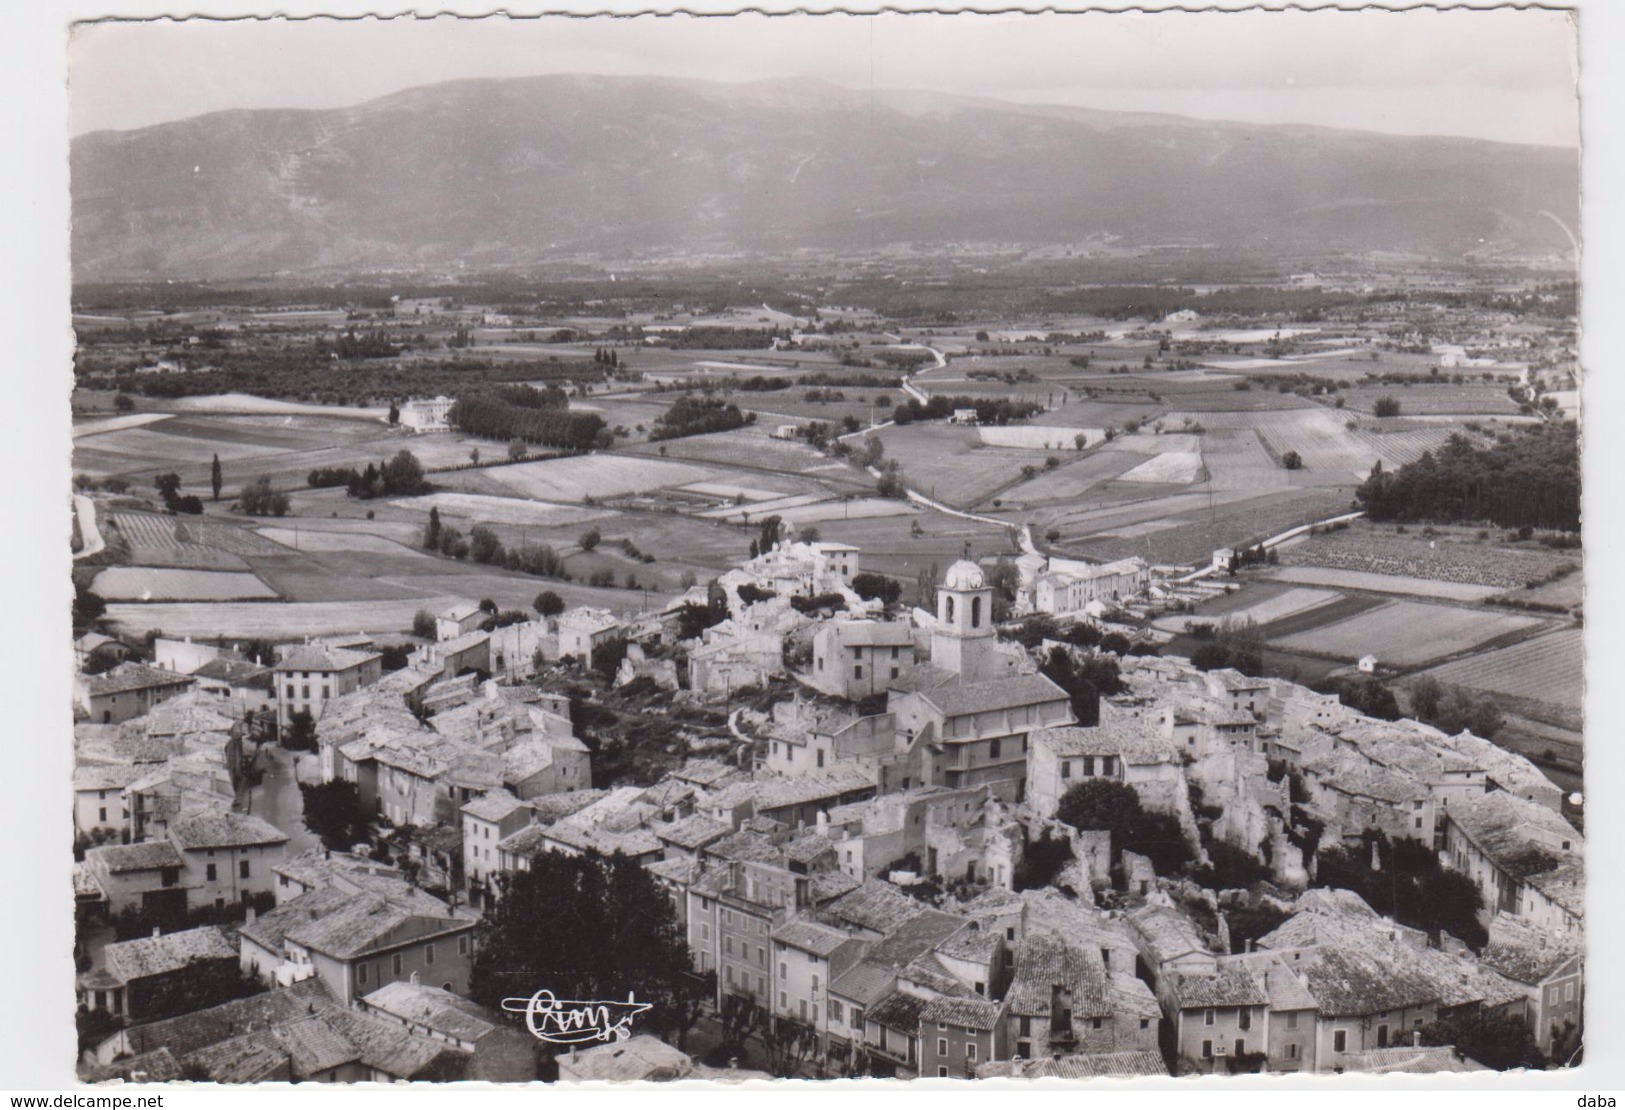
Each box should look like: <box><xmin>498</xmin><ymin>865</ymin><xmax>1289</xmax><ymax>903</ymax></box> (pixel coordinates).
<box><xmin>890</xmin><ymin>394</ymin><xmax>1044</xmax><ymax>426</ymax></box>
<box><xmin>1355</xmin><ymin>425</ymin><xmax>1580</xmax><ymax>532</ymax></box>
<box><xmin>648</xmin><ymin>395</ymin><xmax>750</xmax><ymax>441</ymax></box>
<box><xmin>448</xmin><ymin>393</ymin><xmax>608</xmax><ymax>450</ymax></box>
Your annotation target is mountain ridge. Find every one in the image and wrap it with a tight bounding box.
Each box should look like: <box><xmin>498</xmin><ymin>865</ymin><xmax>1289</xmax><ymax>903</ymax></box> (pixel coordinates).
<box><xmin>70</xmin><ymin>72</ymin><xmax>1579</xmax><ymax>281</ymax></box>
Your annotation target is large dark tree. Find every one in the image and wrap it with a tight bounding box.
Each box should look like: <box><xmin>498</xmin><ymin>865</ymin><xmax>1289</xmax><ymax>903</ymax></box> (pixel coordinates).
<box><xmin>1419</xmin><ymin>1009</ymin><xmax>1546</xmax><ymax>1071</ymax></box>
<box><xmin>851</xmin><ymin>572</ymin><xmax>901</xmax><ymax>607</ymax></box>
<box><xmin>470</xmin><ymin>850</ymin><xmax>704</xmax><ymax>1049</ymax></box>
<box><xmin>283</xmin><ymin>708</ymin><xmax>317</xmax><ymax>751</ymax></box>
<box><xmin>1355</xmin><ymin>425</ymin><xmax>1579</xmax><ymax>532</ymax></box>
<box><xmin>298</xmin><ymin>780</ymin><xmax>371</xmax><ymax>852</ymax></box>
<box><xmin>1057</xmin><ymin>779</ymin><xmax>1145</xmax><ymax>858</ymax></box>
<box><xmin>210</xmin><ymin>453</ymin><xmax>223</xmax><ymax>501</ymax></box>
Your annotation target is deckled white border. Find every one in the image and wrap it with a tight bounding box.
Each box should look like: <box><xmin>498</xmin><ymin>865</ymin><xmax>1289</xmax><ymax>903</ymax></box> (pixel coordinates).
<box><xmin>2</xmin><ymin>0</ymin><xmax>1619</xmax><ymax>1099</ymax></box>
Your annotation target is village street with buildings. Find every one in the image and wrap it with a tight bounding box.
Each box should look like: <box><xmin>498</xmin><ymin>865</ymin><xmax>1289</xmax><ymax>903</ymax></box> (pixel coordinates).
<box><xmin>69</xmin><ymin>526</ymin><xmax>1585</xmax><ymax>1082</ymax></box>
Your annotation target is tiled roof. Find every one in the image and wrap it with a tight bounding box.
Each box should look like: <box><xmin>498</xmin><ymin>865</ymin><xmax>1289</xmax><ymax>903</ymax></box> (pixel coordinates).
<box><xmin>73</xmin><ymin>764</ymin><xmax>146</xmax><ymax>792</ymax></box>
<box><xmin>527</xmin><ymin>789</ymin><xmax>607</xmax><ymax>825</ymax></box>
<box><xmin>976</xmin><ymin>1050</ymin><xmax>1168</xmax><ymax>1079</ymax></box>
<box><xmin>935</xmin><ymin>921</ymin><xmax>1001</xmax><ymax>963</ymax></box>
<box><xmin>461</xmin><ymin>788</ymin><xmax>527</xmax><ymax>824</ymax></box>
<box><xmin>706</xmin><ymin>767</ymin><xmax>877</xmax><ymax>813</ymax></box>
<box><xmin>656</xmin><ymin>815</ymin><xmax>733</xmax><ymax>851</ymax></box>
<box><xmin>183</xmin><ymin>1030</ymin><xmax>290</xmax><ymax>1083</ymax></box>
<box><xmin>81</xmin><ymin>1047</ymin><xmax>185</xmax><ymax>1084</ymax></box>
<box><xmin>1127</xmin><ymin>904</ymin><xmax>1210</xmax><ymax>964</ymax></box>
<box><xmin>85</xmin><ymin>840</ymin><xmax>184</xmax><ymax>874</ymax></box>
<box><xmin>1167</xmin><ymin>965</ymin><xmax>1268</xmax><ymax>1010</ymax></box>
<box><xmin>101</xmin><ymin>926</ymin><xmax>236</xmax><ymax>984</ymax></box>
<box><xmin>773</xmin><ymin>918</ymin><xmax>861</xmax><ymax>958</ymax></box>
<box><xmin>273</xmin><ymin>848</ymin><xmax>403</xmax><ymax>891</ymax></box>
<box><xmin>919</xmin><ymin>994</ymin><xmax>1002</xmax><ymax>1030</ymax></box>
<box><xmin>273</xmin><ymin>644</ymin><xmax>381</xmax><ymax>673</ymax></box>
<box><xmin>169</xmin><ymin>811</ymin><xmax>289</xmax><ymax>850</ymax></box>
<box><xmin>825</xmin><ymin>620</ymin><xmax>915</xmax><ymax>647</ymax></box>
<box><xmin>644</xmin><ymin>856</ymin><xmax>705</xmax><ymax>886</ymax></box>
<box><xmin>829</xmin><ymin>960</ymin><xmax>900</xmax><ymax>1007</ymax></box>
<box><xmin>192</xmin><ymin>657</ymin><xmax>273</xmax><ymax>687</ymax></box>
<box><xmin>242</xmin><ymin>884</ymin><xmax>474</xmax><ymax>961</ymax></box>
<box><xmin>275</xmin><ymin>1014</ymin><xmax>362</xmax><ymax>1077</ymax></box>
<box><xmin>915</xmin><ymin>673</ymin><xmax>1069</xmax><ymax>718</ymax></box>
<box><xmin>119</xmin><ymin>978</ymin><xmax>338</xmax><ymax>1059</ymax></box>
<box><xmin>824</xmin><ymin>880</ymin><xmax>930</xmax><ymax>935</ymax></box>
<box><xmin>319</xmin><ymin>1006</ymin><xmax>469</xmax><ymax>1079</ymax></box>
<box><xmin>672</xmin><ymin>758</ymin><xmax>744</xmax><ymax>788</ymax></box>
<box><xmin>1481</xmin><ymin>920</ymin><xmax>1583</xmax><ymax>985</ymax></box>
<box><xmin>867</xmin><ymin>989</ymin><xmax>929</xmax><ymax>1033</ymax></box>
<box><xmin>1033</xmin><ymin>715</ymin><xmax>1178</xmax><ymax>764</ymax></box>
<box><xmin>83</xmin><ymin>663</ymin><xmax>195</xmax><ymax>696</ymax></box>
<box><xmin>362</xmin><ymin>981</ymin><xmax>501</xmax><ymax>1043</ymax></box>
<box><xmin>1006</xmin><ymin>933</ymin><xmax>1109</xmax><ymax>1019</ymax></box>
<box><xmin>1449</xmin><ymin>791</ymin><xmax>1582</xmax><ymax>889</ymax></box>
<box><xmin>1342</xmin><ymin>1046</ymin><xmax>1489</xmax><ymax>1073</ymax></box>
<box><xmin>559</xmin><ymin>1034</ymin><xmax>693</xmax><ymax>1082</ymax></box>
<box><xmin>497</xmin><ymin>824</ymin><xmax>554</xmax><ymax>860</ymax></box>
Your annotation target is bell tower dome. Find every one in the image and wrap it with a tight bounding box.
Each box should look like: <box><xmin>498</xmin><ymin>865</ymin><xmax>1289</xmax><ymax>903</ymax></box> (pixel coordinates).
<box><xmin>933</xmin><ymin>560</ymin><xmax>996</xmax><ymax>679</ymax></box>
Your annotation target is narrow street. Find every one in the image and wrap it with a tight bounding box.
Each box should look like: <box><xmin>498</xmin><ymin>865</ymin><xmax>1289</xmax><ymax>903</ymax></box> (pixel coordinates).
<box><xmin>243</xmin><ymin>744</ymin><xmax>318</xmax><ymax>858</ymax></box>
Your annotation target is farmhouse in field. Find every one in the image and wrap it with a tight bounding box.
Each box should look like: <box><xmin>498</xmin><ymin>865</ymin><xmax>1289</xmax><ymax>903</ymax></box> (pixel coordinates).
<box><xmin>400</xmin><ymin>395</ymin><xmax>455</xmax><ymax>432</ymax></box>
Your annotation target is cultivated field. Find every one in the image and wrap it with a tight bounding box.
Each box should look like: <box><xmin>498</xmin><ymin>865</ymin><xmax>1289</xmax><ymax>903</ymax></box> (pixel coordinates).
<box><xmin>72</xmin><ymin>413</ymin><xmax>175</xmax><ymax>438</ymax></box>
<box><xmin>1277</xmin><ymin>523</ymin><xmax>1577</xmax><ymax>590</ymax></box>
<box><xmin>1341</xmin><ymin>383</ymin><xmax>1520</xmax><ymax>416</ymax></box>
<box><xmin>1154</xmin><ymin>584</ymin><xmax>1341</xmax><ymax>633</ymax></box>
<box><xmin>456</xmin><ymin>454</ymin><xmax>726</xmax><ymax>502</ymax></box>
<box><xmin>1344</xmin><ymin>421</ymin><xmax>1460</xmax><ymax>467</ymax></box>
<box><xmin>1260</xmin><ymin>565</ymin><xmax>1504</xmax><ymax>602</ymax></box>
<box><xmin>1119</xmin><ymin>447</ymin><xmax>1203</xmax><ymax>485</ymax></box>
<box><xmin>622</xmin><ymin>426</ymin><xmax>848</xmax><ymax>482</ymax></box>
<box><xmin>389</xmin><ymin>492</ymin><xmax>608</xmax><ymax>529</ymax></box>
<box><xmin>255</xmin><ymin>527</ymin><xmax>426</xmax><ymax>556</ymax></box>
<box><xmin>108</xmin><ymin>511</ymin><xmax>289</xmax><ymax>567</ymax></box>
<box><xmin>1272</xmin><ymin>600</ymin><xmax>1543</xmax><ymax>667</ymax></box>
<box><xmin>1416</xmin><ymin>628</ymin><xmax>1583</xmax><ymax>713</ymax></box>
<box><xmin>976</xmin><ymin>426</ymin><xmax>1103</xmax><ymax>450</ymax></box>
<box><xmin>873</xmin><ymin>424</ymin><xmax>1050</xmax><ymax>508</ymax></box>
<box><xmin>90</xmin><ymin>567</ymin><xmax>280</xmax><ymax>601</ymax></box>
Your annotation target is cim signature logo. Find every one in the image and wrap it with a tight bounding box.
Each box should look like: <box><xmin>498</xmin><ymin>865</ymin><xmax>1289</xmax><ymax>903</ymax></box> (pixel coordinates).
<box><xmin>500</xmin><ymin>990</ymin><xmax>653</xmax><ymax>1045</ymax></box>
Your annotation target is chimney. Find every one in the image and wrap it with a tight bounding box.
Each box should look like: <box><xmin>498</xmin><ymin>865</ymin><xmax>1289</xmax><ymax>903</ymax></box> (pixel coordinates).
<box><xmin>1010</xmin><ymin>1055</ymin><xmax>1024</xmax><ymax>1079</ymax></box>
<box><xmin>1412</xmin><ymin>1030</ymin><xmax>1422</xmax><ymax>1047</ymax></box>
<box><xmin>152</xmin><ymin>926</ymin><xmax>162</xmax><ymax>939</ymax></box>
<box><xmin>246</xmin><ymin>906</ymin><xmax>257</xmax><ymax>925</ymax></box>
<box><xmin>411</xmin><ymin>971</ymin><xmax>420</xmax><ymax>985</ymax></box>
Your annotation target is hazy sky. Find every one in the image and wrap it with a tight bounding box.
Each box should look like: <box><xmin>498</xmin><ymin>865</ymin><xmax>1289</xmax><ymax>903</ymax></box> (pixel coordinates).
<box><xmin>69</xmin><ymin>9</ymin><xmax>1579</xmax><ymax>146</ymax></box>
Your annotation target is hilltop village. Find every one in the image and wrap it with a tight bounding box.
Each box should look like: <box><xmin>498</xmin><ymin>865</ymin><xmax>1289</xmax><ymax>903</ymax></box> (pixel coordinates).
<box><xmin>72</xmin><ymin>530</ymin><xmax>1582</xmax><ymax>1081</ymax></box>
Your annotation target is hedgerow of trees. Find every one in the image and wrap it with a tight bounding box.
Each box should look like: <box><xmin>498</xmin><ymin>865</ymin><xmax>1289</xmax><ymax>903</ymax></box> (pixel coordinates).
<box><xmin>1355</xmin><ymin>426</ymin><xmax>1579</xmax><ymax>532</ymax></box>
<box><xmin>449</xmin><ymin>392</ymin><xmax>607</xmax><ymax>450</ymax></box>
